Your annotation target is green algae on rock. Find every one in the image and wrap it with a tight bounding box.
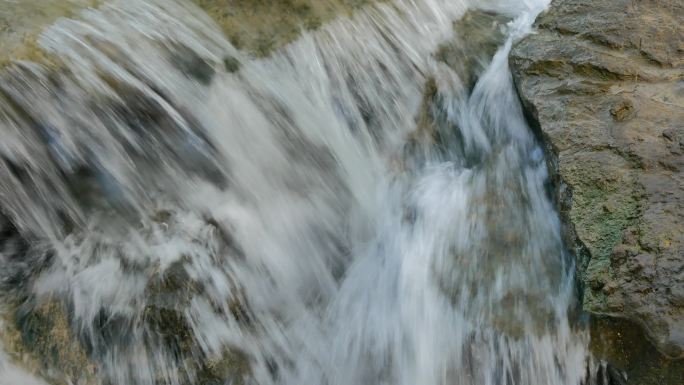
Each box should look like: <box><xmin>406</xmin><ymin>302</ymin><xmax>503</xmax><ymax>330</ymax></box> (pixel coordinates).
<box><xmin>510</xmin><ymin>0</ymin><xmax>684</xmax><ymax>366</ymax></box>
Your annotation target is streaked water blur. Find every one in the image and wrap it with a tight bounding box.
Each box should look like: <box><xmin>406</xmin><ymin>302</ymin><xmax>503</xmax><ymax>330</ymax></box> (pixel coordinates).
<box><xmin>0</xmin><ymin>0</ymin><xmax>596</xmax><ymax>384</ymax></box>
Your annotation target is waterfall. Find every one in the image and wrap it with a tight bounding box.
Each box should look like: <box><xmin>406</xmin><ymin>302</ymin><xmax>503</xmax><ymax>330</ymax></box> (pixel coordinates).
<box><xmin>0</xmin><ymin>0</ymin><xmax>593</xmax><ymax>384</ymax></box>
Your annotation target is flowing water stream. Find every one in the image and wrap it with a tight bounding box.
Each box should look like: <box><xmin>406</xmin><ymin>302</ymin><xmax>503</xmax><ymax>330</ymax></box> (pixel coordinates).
<box><xmin>0</xmin><ymin>0</ymin><xmax>598</xmax><ymax>384</ymax></box>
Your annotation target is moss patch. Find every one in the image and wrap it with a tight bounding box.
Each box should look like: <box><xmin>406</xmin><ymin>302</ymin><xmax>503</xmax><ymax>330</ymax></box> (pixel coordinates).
<box><xmin>560</xmin><ymin>150</ymin><xmax>643</xmax><ymax>311</ymax></box>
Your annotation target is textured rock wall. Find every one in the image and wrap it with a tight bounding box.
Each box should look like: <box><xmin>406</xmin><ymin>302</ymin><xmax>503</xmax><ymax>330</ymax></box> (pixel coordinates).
<box><xmin>510</xmin><ymin>0</ymin><xmax>683</xmax><ymax>361</ymax></box>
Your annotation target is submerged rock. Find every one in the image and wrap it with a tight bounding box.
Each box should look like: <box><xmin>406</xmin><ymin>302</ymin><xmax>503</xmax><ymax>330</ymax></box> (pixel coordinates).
<box><xmin>510</xmin><ymin>0</ymin><xmax>684</xmax><ymax>369</ymax></box>
<box><xmin>435</xmin><ymin>10</ymin><xmax>509</xmax><ymax>92</ymax></box>
<box><xmin>0</xmin><ymin>211</ymin><xmax>253</xmax><ymax>385</ymax></box>
<box><xmin>404</xmin><ymin>10</ymin><xmax>510</xmax><ymax>166</ymax></box>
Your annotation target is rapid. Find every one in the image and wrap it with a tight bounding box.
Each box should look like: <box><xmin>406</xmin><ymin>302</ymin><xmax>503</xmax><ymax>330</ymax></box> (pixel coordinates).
<box><xmin>0</xmin><ymin>0</ymin><xmax>599</xmax><ymax>384</ymax></box>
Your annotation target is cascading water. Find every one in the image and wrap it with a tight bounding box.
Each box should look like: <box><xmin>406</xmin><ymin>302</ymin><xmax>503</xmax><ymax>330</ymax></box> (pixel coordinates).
<box><xmin>0</xmin><ymin>0</ymin><xmax>598</xmax><ymax>384</ymax></box>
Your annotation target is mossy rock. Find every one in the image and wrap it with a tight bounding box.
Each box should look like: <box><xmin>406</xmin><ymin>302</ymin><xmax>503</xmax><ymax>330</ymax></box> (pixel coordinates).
<box><xmin>3</xmin><ymin>299</ymin><xmax>97</xmax><ymax>385</ymax></box>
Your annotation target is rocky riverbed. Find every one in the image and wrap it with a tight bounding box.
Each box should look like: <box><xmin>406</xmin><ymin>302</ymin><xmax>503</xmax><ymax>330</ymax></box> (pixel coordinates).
<box><xmin>511</xmin><ymin>0</ymin><xmax>684</xmax><ymax>381</ymax></box>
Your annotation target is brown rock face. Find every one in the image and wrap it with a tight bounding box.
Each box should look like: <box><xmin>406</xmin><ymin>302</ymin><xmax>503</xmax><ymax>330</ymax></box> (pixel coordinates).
<box><xmin>194</xmin><ymin>0</ymin><xmax>379</xmax><ymax>56</ymax></box>
<box><xmin>510</xmin><ymin>0</ymin><xmax>684</xmax><ymax>361</ymax></box>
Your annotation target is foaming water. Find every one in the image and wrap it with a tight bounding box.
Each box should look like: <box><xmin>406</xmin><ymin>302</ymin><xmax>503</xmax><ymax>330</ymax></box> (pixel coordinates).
<box><xmin>0</xmin><ymin>0</ymin><xmax>594</xmax><ymax>384</ymax></box>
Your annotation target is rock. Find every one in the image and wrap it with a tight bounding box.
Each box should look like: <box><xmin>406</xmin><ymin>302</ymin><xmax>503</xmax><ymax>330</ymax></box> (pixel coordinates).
<box><xmin>0</xmin><ymin>210</ymin><xmax>252</xmax><ymax>385</ymax></box>
<box><xmin>223</xmin><ymin>55</ymin><xmax>241</xmax><ymax>73</ymax></box>
<box><xmin>194</xmin><ymin>0</ymin><xmax>377</xmax><ymax>56</ymax></box>
<box><xmin>168</xmin><ymin>44</ymin><xmax>216</xmax><ymax>85</ymax></box>
<box><xmin>510</xmin><ymin>0</ymin><xmax>684</xmax><ymax>362</ymax></box>
<box><xmin>0</xmin><ymin>0</ymin><xmax>99</xmax><ymax>69</ymax></box>
<box><xmin>435</xmin><ymin>10</ymin><xmax>510</xmax><ymax>91</ymax></box>
<box><xmin>609</xmin><ymin>99</ymin><xmax>635</xmax><ymax>122</ymax></box>
<box><xmin>2</xmin><ymin>299</ymin><xmax>98</xmax><ymax>385</ymax></box>
<box><xmin>142</xmin><ymin>254</ymin><xmax>252</xmax><ymax>385</ymax></box>
<box><xmin>404</xmin><ymin>10</ymin><xmax>510</xmax><ymax>167</ymax></box>
<box><xmin>590</xmin><ymin>316</ymin><xmax>684</xmax><ymax>384</ymax></box>
<box><xmin>196</xmin><ymin>347</ymin><xmax>251</xmax><ymax>385</ymax></box>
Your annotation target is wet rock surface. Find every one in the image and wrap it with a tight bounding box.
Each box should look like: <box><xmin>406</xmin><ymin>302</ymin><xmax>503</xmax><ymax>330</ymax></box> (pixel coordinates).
<box><xmin>0</xmin><ymin>0</ymin><xmax>99</xmax><ymax>68</ymax></box>
<box><xmin>590</xmin><ymin>316</ymin><xmax>684</xmax><ymax>384</ymax></box>
<box><xmin>0</xmin><ymin>210</ymin><xmax>251</xmax><ymax>385</ymax></box>
<box><xmin>510</xmin><ymin>0</ymin><xmax>684</xmax><ymax>370</ymax></box>
<box><xmin>194</xmin><ymin>0</ymin><xmax>379</xmax><ymax>56</ymax></box>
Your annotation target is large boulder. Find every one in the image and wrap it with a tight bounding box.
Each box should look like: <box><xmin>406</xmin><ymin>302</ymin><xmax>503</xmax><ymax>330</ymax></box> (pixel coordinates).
<box><xmin>510</xmin><ymin>0</ymin><xmax>684</xmax><ymax>362</ymax></box>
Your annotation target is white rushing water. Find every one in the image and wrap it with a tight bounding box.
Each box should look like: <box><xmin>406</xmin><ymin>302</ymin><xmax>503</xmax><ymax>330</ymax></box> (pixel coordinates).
<box><xmin>0</xmin><ymin>0</ymin><xmax>595</xmax><ymax>384</ymax></box>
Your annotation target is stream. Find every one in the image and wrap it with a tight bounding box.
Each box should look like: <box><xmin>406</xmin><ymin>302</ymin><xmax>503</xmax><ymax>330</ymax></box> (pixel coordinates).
<box><xmin>0</xmin><ymin>0</ymin><xmax>600</xmax><ymax>384</ymax></box>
